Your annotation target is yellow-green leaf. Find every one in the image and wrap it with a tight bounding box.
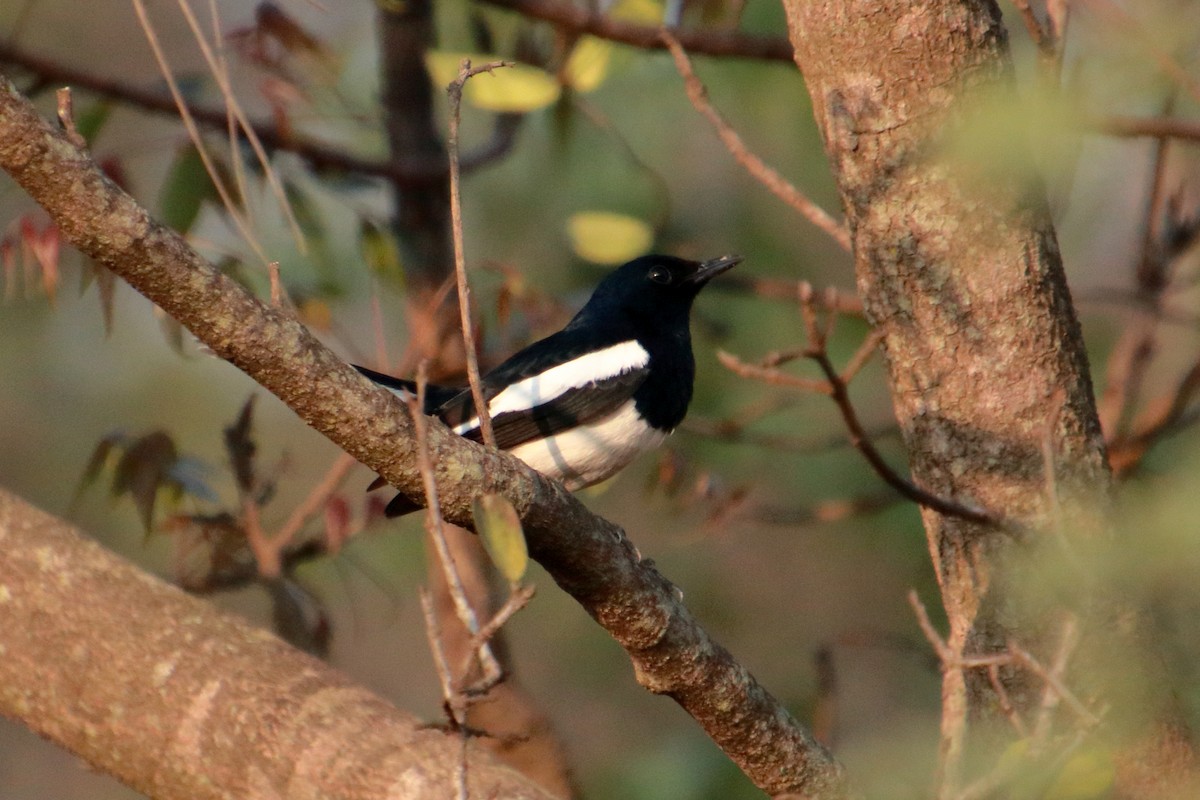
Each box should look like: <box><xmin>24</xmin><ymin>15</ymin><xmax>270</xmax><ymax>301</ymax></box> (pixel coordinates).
<box><xmin>567</xmin><ymin>212</ymin><xmax>654</xmax><ymax>265</ymax></box>
<box><xmin>1044</xmin><ymin>748</ymin><xmax>1115</xmax><ymax>800</ymax></box>
<box><xmin>564</xmin><ymin>37</ymin><xmax>612</xmax><ymax>93</ymax></box>
<box><xmin>610</xmin><ymin>0</ymin><xmax>664</xmax><ymax>23</ymax></box>
<box><xmin>426</xmin><ymin>52</ymin><xmax>560</xmax><ymax>113</ymax></box>
<box><xmin>473</xmin><ymin>493</ymin><xmax>528</xmax><ymax>583</ymax></box>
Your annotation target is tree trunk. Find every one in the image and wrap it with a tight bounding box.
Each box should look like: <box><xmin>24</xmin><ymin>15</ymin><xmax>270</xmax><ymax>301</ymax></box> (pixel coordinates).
<box><xmin>785</xmin><ymin>0</ymin><xmax>1111</xmax><ymax>789</ymax></box>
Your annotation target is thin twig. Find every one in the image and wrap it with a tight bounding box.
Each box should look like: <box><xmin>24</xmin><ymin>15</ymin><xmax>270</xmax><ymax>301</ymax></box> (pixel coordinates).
<box><xmin>0</xmin><ymin>41</ymin><xmax>521</xmax><ymax>186</ymax></box>
<box><xmin>54</xmin><ymin>87</ymin><xmax>86</xmax><ymax>149</ymax></box>
<box><xmin>1019</xmin><ymin>614</ymin><xmax>1096</xmax><ymax>742</ymax></box>
<box><xmin>841</xmin><ymin>328</ymin><xmax>885</xmax><ymax>383</ymax></box>
<box><xmin>406</xmin><ymin>363</ymin><xmax>502</xmax><ymax>684</ymax></box>
<box><xmin>447</xmin><ymin>59</ymin><xmax>513</xmax><ymax>449</ymax></box>
<box><xmin>478</xmin><ymin>0</ymin><xmax>793</xmax><ymax>61</ymax></box>
<box><xmin>716</xmin><ymin>350</ymin><xmax>833</xmax><ymax>394</ymax></box>
<box><xmin>420</xmin><ymin>587</ymin><xmax>461</xmax><ymax>720</ymax></box>
<box><xmin>458</xmin><ymin>584</ymin><xmax>536</xmax><ymax>693</ymax></box>
<box><xmin>908</xmin><ymin>589</ymin><xmax>952</xmax><ymax>664</ymax></box>
<box><xmin>129</xmin><ymin>0</ymin><xmax>270</xmax><ymax>266</ymax></box>
<box><xmin>174</xmin><ymin>0</ymin><xmax>306</xmax><ymax>254</ymax></box>
<box><xmin>987</xmin><ymin>662</ymin><xmax>1029</xmax><ymax>738</ymax></box>
<box><xmin>241</xmin><ymin>494</ymin><xmax>281</xmax><ymax>578</ymax></box>
<box><xmin>662</xmin><ymin>31</ymin><xmax>851</xmax><ymax>252</ymax></box>
<box><xmin>798</xmin><ymin>287</ymin><xmax>1002</xmax><ymax>528</ymax></box>
<box><xmin>1098</xmin><ymin>114</ymin><xmax>1200</xmax><ymax>142</ymax></box>
<box><xmin>272</xmin><ymin>452</ymin><xmax>357</xmax><ymax>552</ymax></box>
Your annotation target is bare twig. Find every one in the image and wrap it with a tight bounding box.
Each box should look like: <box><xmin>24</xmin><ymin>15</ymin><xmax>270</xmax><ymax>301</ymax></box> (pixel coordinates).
<box><xmin>129</xmin><ymin>0</ymin><xmax>270</xmax><ymax>266</ymax></box>
<box><xmin>478</xmin><ymin>0</ymin><xmax>793</xmax><ymax>61</ymax></box>
<box><xmin>1098</xmin><ymin>114</ymin><xmax>1200</xmax><ymax>142</ymax></box>
<box><xmin>798</xmin><ymin>287</ymin><xmax>1002</xmax><ymax>528</ymax></box>
<box><xmin>0</xmin><ymin>41</ymin><xmax>519</xmax><ymax>187</ymax></box>
<box><xmin>662</xmin><ymin>31</ymin><xmax>851</xmax><ymax>251</ymax></box>
<box><xmin>908</xmin><ymin>589</ymin><xmax>952</xmax><ymax>664</ymax></box>
<box><xmin>172</xmin><ymin>0</ymin><xmax>307</xmax><ymax>254</ymax></box>
<box><xmin>273</xmin><ymin>452</ymin><xmax>358</xmax><ymax>552</ymax></box>
<box><xmin>716</xmin><ymin>349</ymin><xmax>833</xmax><ymax>394</ymax></box>
<box><xmin>987</xmin><ymin>663</ymin><xmax>1028</xmax><ymax>738</ymax></box>
<box><xmin>910</xmin><ymin>589</ymin><xmax>968</xmax><ymax>798</ymax></box>
<box><xmin>418</xmin><ymin>587</ymin><xmax>470</xmax><ymax>800</ymax></box>
<box><xmin>1016</xmin><ymin>615</ymin><xmax>1099</xmax><ymax>739</ymax></box>
<box><xmin>406</xmin><ymin>364</ymin><xmax>502</xmax><ymax>685</ymax></box>
<box><xmin>458</xmin><ymin>584</ymin><xmax>537</xmax><ymax>692</ymax></box>
<box><xmin>446</xmin><ymin>59</ymin><xmax>512</xmax><ymax>449</ymax></box>
<box><xmin>54</xmin><ymin>87</ymin><xmax>86</xmax><ymax>149</ymax></box>
<box><xmin>840</xmin><ymin>326</ymin><xmax>884</xmax><ymax>384</ymax></box>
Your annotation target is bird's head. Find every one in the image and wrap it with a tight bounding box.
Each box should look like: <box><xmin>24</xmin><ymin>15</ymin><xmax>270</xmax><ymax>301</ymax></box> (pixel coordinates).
<box><xmin>580</xmin><ymin>253</ymin><xmax>742</xmax><ymax>326</ymax></box>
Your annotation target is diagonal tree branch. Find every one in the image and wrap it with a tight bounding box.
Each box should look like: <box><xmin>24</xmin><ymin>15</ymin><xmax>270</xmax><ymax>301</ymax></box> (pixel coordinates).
<box><xmin>0</xmin><ymin>73</ymin><xmax>848</xmax><ymax>799</ymax></box>
<box><xmin>0</xmin><ymin>486</ymin><xmax>555</xmax><ymax>800</ymax></box>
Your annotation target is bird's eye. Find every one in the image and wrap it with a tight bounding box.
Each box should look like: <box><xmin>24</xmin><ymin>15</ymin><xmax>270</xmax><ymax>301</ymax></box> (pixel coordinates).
<box><xmin>648</xmin><ymin>266</ymin><xmax>672</xmax><ymax>285</ymax></box>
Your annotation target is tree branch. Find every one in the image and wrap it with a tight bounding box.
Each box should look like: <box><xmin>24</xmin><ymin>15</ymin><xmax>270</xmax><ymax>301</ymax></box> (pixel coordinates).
<box><xmin>0</xmin><ymin>40</ymin><xmax>519</xmax><ymax>188</ymax></box>
<box><xmin>0</xmin><ymin>486</ymin><xmax>555</xmax><ymax>800</ymax></box>
<box><xmin>0</xmin><ymin>72</ymin><xmax>848</xmax><ymax>799</ymax></box>
<box><xmin>476</xmin><ymin>0</ymin><xmax>794</xmax><ymax>62</ymax></box>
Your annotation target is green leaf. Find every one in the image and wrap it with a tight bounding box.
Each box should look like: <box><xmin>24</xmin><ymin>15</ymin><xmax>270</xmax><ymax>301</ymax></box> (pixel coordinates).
<box><xmin>426</xmin><ymin>51</ymin><xmax>561</xmax><ymax>113</ymax></box>
<box><xmin>567</xmin><ymin>212</ymin><xmax>654</xmax><ymax>265</ymax></box>
<box><xmin>159</xmin><ymin>144</ymin><xmax>218</xmax><ymax>234</ymax></box>
<box><xmin>472</xmin><ymin>493</ymin><xmax>528</xmax><ymax>583</ymax></box>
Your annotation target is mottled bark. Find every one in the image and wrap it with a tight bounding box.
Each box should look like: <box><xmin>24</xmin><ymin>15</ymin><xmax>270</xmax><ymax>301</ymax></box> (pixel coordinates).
<box><xmin>785</xmin><ymin>0</ymin><xmax>1111</xmax><ymax>788</ymax></box>
<box><xmin>0</xmin><ymin>487</ymin><xmax>554</xmax><ymax>800</ymax></box>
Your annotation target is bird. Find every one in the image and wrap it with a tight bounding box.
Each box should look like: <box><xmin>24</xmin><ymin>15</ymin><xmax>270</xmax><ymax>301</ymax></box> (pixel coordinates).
<box><xmin>356</xmin><ymin>253</ymin><xmax>742</xmax><ymax>517</ymax></box>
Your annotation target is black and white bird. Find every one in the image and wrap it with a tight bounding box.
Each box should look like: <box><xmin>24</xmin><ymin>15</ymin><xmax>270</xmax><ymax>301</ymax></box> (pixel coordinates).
<box><xmin>356</xmin><ymin>253</ymin><xmax>741</xmax><ymax>517</ymax></box>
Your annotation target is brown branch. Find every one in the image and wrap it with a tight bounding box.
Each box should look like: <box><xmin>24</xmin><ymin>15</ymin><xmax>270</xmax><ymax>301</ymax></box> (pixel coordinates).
<box><xmin>0</xmin><ymin>487</ymin><xmax>557</xmax><ymax>799</ymax></box>
<box><xmin>1097</xmin><ymin>114</ymin><xmax>1200</xmax><ymax>142</ymax></box>
<box><xmin>476</xmin><ymin>0</ymin><xmax>794</xmax><ymax>62</ymax></box>
<box><xmin>0</xmin><ymin>72</ymin><xmax>848</xmax><ymax>799</ymax></box>
<box><xmin>662</xmin><ymin>30</ymin><xmax>851</xmax><ymax>251</ymax></box>
<box><xmin>0</xmin><ymin>40</ymin><xmax>519</xmax><ymax>188</ymax></box>
<box><xmin>408</xmin><ymin>365</ymin><xmax>503</xmax><ymax>687</ymax></box>
<box><xmin>448</xmin><ymin>60</ymin><xmax>512</xmax><ymax>448</ymax></box>
<box><xmin>717</xmin><ymin>348</ymin><xmax>833</xmax><ymax>394</ymax></box>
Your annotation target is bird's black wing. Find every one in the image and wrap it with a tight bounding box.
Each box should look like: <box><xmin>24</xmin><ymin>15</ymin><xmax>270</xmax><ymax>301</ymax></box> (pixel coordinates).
<box><xmin>456</xmin><ymin>366</ymin><xmax>649</xmax><ymax>450</ymax></box>
<box><xmin>433</xmin><ymin>326</ymin><xmax>648</xmax><ymax>447</ymax></box>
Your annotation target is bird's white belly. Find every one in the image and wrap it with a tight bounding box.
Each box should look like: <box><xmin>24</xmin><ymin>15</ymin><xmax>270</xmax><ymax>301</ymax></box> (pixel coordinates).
<box><xmin>507</xmin><ymin>400</ymin><xmax>666</xmax><ymax>490</ymax></box>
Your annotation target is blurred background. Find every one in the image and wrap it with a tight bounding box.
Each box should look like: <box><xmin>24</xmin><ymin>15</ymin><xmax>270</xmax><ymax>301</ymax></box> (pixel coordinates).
<box><xmin>2</xmin><ymin>0</ymin><xmax>1200</xmax><ymax>797</ymax></box>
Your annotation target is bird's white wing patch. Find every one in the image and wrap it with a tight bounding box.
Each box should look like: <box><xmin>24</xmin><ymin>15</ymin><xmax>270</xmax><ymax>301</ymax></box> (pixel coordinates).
<box><xmin>452</xmin><ymin>340</ymin><xmax>649</xmax><ymax>435</ymax></box>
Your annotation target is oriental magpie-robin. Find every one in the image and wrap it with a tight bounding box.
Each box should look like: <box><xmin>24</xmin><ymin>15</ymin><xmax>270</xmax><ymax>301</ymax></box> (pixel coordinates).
<box><xmin>357</xmin><ymin>253</ymin><xmax>741</xmax><ymax>517</ymax></box>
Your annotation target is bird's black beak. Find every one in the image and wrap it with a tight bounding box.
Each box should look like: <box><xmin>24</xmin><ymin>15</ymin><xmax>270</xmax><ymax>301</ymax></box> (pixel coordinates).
<box><xmin>684</xmin><ymin>254</ymin><xmax>743</xmax><ymax>286</ymax></box>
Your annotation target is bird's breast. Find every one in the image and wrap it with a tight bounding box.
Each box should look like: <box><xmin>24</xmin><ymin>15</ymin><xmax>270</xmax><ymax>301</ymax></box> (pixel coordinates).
<box><xmin>506</xmin><ymin>399</ymin><xmax>666</xmax><ymax>490</ymax></box>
